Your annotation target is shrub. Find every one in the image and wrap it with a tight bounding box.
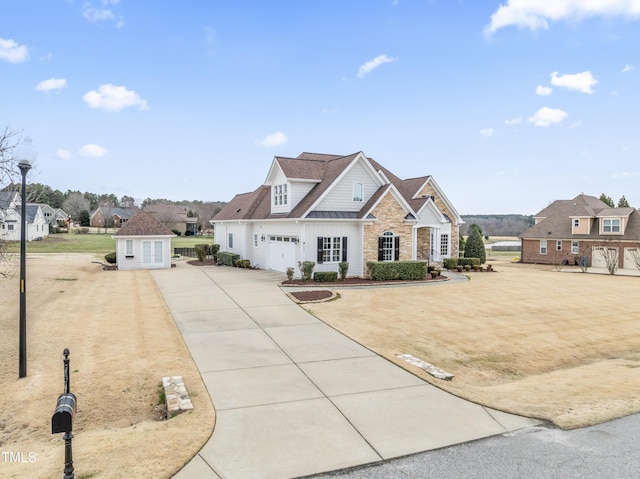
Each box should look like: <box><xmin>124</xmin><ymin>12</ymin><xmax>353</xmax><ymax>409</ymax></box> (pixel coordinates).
<box><xmin>217</xmin><ymin>251</ymin><xmax>240</xmax><ymax>266</ymax></box>
<box><xmin>211</xmin><ymin>244</ymin><xmax>220</xmax><ymax>262</ymax></box>
<box><xmin>172</xmin><ymin>229</ymin><xmax>181</xmax><ymax>236</ymax></box>
<box><xmin>314</xmin><ymin>271</ymin><xmax>338</xmax><ymax>282</ymax></box>
<box><xmin>298</xmin><ymin>261</ymin><xmax>315</xmax><ymax>281</ymax></box>
<box><xmin>366</xmin><ymin>261</ymin><xmax>428</xmax><ymax>281</ymax></box>
<box><xmin>338</xmin><ymin>261</ymin><xmax>349</xmax><ymax>280</ymax></box>
<box><xmin>104</xmin><ymin>251</ymin><xmax>117</xmax><ymax>264</ymax></box>
<box><xmin>457</xmin><ymin>257</ymin><xmax>481</xmax><ymax>267</ymax></box>
<box><xmin>194</xmin><ymin>244</ymin><xmax>210</xmax><ymax>261</ymax></box>
<box><xmin>464</xmin><ymin>227</ymin><xmax>486</xmax><ymax>264</ymax></box>
<box><xmin>286</xmin><ymin>267</ymin><xmax>294</xmax><ymax>281</ymax></box>
<box><xmin>443</xmin><ymin>258</ymin><xmax>458</xmax><ymax>270</ymax></box>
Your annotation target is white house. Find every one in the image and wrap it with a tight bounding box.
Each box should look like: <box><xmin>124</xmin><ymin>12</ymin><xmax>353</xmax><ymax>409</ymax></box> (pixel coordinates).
<box><xmin>0</xmin><ymin>192</ymin><xmax>49</xmax><ymax>241</ymax></box>
<box><xmin>212</xmin><ymin>151</ymin><xmax>463</xmax><ymax>277</ymax></box>
<box><xmin>112</xmin><ymin>212</ymin><xmax>175</xmax><ymax>270</ymax></box>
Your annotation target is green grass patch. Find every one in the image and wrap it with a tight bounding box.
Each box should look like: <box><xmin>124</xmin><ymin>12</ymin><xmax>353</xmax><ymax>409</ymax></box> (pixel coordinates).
<box><xmin>5</xmin><ymin>232</ymin><xmax>214</xmax><ymax>255</ymax></box>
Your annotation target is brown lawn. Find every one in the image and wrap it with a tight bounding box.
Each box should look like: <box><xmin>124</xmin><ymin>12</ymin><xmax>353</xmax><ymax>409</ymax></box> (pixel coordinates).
<box><xmin>2</xmin><ymin>253</ymin><xmax>639</xmax><ymax>478</ymax></box>
<box><xmin>305</xmin><ymin>259</ymin><xmax>640</xmax><ymax>429</ymax></box>
<box><xmin>0</xmin><ymin>254</ymin><xmax>213</xmax><ymax>479</ymax></box>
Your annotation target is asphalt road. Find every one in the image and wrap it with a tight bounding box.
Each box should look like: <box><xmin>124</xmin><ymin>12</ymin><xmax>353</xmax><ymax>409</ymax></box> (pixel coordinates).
<box><xmin>308</xmin><ymin>413</ymin><xmax>639</xmax><ymax>479</ymax></box>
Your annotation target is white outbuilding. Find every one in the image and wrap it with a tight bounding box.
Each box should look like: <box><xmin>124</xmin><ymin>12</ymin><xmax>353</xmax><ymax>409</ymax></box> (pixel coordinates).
<box><xmin>112</xmin><ymin>212</ymin><xmax>175</xmax><ymax>270</ymax></box>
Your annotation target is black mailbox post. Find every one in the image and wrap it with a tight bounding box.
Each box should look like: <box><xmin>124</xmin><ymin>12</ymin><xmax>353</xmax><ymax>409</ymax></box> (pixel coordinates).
<box><xmin>51</xmin><ymin>349</ymin><xmax>76</xmax><ymax>479</ymax></box>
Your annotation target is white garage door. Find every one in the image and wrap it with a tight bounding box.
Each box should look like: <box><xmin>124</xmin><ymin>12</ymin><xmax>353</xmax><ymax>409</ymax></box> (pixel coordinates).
<box><xmin>268</xmin><ymin>236</ymin><xmax>297</xmax><ymax>273</ymax></box>
<box><xmin>592</xmin><ymin>246</ymin><xmax>618</xmax><ymax>269</ymax></box>
<box><xmin>624</xmin><ymin>247</ymin><xmax>640</xmax><ymax>270</ymax></box>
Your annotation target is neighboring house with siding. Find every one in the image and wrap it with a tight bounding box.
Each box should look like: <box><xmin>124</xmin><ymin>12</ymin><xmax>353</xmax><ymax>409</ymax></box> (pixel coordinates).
<box><xmin>520</xmin><ymin>193</ymin><xmax>640</xmax><ymax>270</ymax></box>
<box><xmin>142</xmin><ymin>204</ymin><xmax>199</xmax><ymax>236</ymax></box>
<box><xmin>112</xmin><ymin>212</ymin><xmax>175</xmax><ymax>270</ymax></box>
<box><xmin>0</xmin><ymin>192</ymin><xmax>49</xmax><ymax>241</ymax></box>
<box><xmin>212</xmin><ymin>151</ymin><xmax>463</xmax><ymax>277</ymax></box>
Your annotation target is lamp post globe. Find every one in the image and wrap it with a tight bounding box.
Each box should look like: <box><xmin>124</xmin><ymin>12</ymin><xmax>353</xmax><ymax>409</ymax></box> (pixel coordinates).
<box><xmin>16</xmin><ymin>137</ymin><xmax>36</xmax><ymax>379</ymax></box>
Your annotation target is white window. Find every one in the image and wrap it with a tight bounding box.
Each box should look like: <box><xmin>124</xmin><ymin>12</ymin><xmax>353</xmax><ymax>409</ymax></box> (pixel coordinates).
<box><xmin>540</xmin><ymin>239</ymin><xmax>547</xmax><ymax>255</ymax></box>
<box><xmin>353</xmin><ymin>183</ymin><xmax>363</xmax><ymax>202</ymax></box>
<box><xmin>273</xmin><ymin>184</ymin><xmax>288</xmax><ymax>206</ymax></box>
<box><xmin>228</xmin><ymin>233</ymin><xmax>233</xmax><ymax>248</ymax></box>
<box><xmin>143</xmin><ymin>241</ymin><xmax>151</xmax><ymax>263</ymax></box>
<box><xmin>154</xmin><ymin>241</ymin><xmax>163</xmax><ymax>263</ymax></box>
<box><xmin>322</xmin><ymin>237</ymin><xmax>342</xmax><ymax>263</ymax></box>
<box><xmin>571</xmin><ymin>241</ymin><xmax>579</xmax><ymax>254</ymax></box>
<box><xmin>8</xmin><ymin>224</ymin><xmax>13</xmax><ymax>231</ymax></box>
<box><xmin>556</xmin><ymin>240</ymin><xmax>562</xmax><ymax>252</ymax></box>
<box><xmin>603</xmin><ymin>218</ymin><xmax>620</xmax><ymax>233</ymax></box>
<box><xmin>125</xmin><ymin>239</ymin><xmax>134</xmax><ymax>256</ymax></box>
<box><xmin>254</xmin><ymin>234</ymin><xmax>258</xmax><ymax>247</ymax></box>
<box><xmin>574</xmin><ymin>219</ymin><xmax>580</xmax><ymax>228</ymax></box>
<box><xmin>382</xmin><ymin>231</ymin><xmax>395</xmax><ymax>261</ymax></box>
<box><xmin>440</xmin><ymin>234</ymin><xmax>449</xmax><ymax>256</ymax></box>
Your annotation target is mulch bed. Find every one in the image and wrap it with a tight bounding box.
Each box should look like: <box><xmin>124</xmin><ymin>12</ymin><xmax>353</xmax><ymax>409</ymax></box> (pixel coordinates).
<box><xmin>289</xmin><ymin>290</ymin><xmax>334</xmax><ymax>302</ymax></box>
<box><xmin>282</xmin><ymin>276</ymin><xmax>444</xmax><ymax>287</ymax></box>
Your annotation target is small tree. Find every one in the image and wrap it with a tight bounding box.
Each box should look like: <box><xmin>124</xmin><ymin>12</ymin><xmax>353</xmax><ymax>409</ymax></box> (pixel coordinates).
<box><xmin>599</xmin><ymin>193</ymin><xmax>614</xmax><ymax>207</ymax></box>
<box><xmin>597</xmin><ymin>244</ymin><xmax>619</xmax><ymax>275</ymax></box>
<box><xmin>617</xmin><ymin>195</ymin><xmax>630</xmax><ymax>208</ymax></box>
<box><xmin>464</xmin><ymin>227</ymin><xmax>486</xmax><ymax>264</ymax></box>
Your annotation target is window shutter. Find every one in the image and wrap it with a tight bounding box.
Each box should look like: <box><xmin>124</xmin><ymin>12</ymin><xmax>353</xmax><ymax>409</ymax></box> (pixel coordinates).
<box><xmin>342</xmin><ymin>237</ymin><xmax>348</xmax><ymax>262</ymax></box>
<box><xmin>394</xmin><ymin>236</ymin><xmax>400</xmax><ymax>261</ymax></box>
<box><xmin>378</xmin><ymin>237</ymin><xmax>384</xmax><ymax>261</ymax></box>
<box><xmin>317</xmin><ymin>237</ymin><xmax>324</xmax><ymax>263</ymax></box>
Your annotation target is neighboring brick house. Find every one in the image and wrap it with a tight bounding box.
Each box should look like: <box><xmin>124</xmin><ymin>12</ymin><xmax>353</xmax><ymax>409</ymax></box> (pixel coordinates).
<box><xmin>90</xmin><ymin>206</ymin><xmax>139</xmax><ymax>228</ymax></box>
<box><xmin>212</xmin><ymin>151</ymin><xmax>463</xmax><ymax>277</ymax></box>
<box><xmin>520</xmin><ymin>193</ymin><xmax>640</xmax><ymax>270</ymax></box>
<box><xmin>112</xmin><ymin>212</ymin><xmax>175</xmax><ymax>270</ymax></box>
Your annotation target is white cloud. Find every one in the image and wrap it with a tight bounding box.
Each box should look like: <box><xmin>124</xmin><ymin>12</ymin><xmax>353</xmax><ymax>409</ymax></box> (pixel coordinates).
<box><xmin>258</xmin><ymin>132</ymin><xmax>288</xmax><ymax>148</ymax></box>
<box><xmin>56</xmin><ymin>148</ymin><xmax>72</xmax><ymax>160</ymax></box>
<box><xmin>78</xmin><ymin>144</ymin><xmax>108</xmax><ymax>158</ymax></box>
<box><xmin>622</xmin><ymin>63</ymin><xmax>635</xmax><ymax>73</ymax></box>
<box><xmin>0</xmin><ymin>37</ymin><xmax>29</xmax><ymax>63</ymax></box>
<box><xmin>357</xmin><ymin>54</ymin><xmax>396</xmax><ymax>78</ymax></box>
<box><xmin>35</xmin><ymin>78</ymin><xmax>67</xmax><ymax>92</ymax></box>
<box><xmin>82</xmin><ymin>1</ymin><xmax>124</xmax><ymax>27</ymax></box>
<box><xmin>550</xmin><ymin>71</ymin><xmax>598</xmax><ymax>94</ymax></box>
<box><xmin>480</xmin><ymin>128</ymin><xmax>494</xmax><ymax>137</ymax></box>
<box><xmin>485</xmin><ymin>0</ymin><xmax>640</xmax><ymax>35</ymax></box>
<box><xmin>535</xmin><ymin>85</ymin><xmax>552</xmax><ymax>96</ymax></box>
<box><xmin>83</xmin><ymin>84</ymin><xmax>149</xmax><ymax>112</ymax></box>
<box><xmin>527</xmin><ymin>107</ymin><xmax>568</xmax><ymax>127</ymax></box>
<box><xmin>505</xmin><ymin>117</ymin><xmax>522</xmax><ymax>125</ymax></box>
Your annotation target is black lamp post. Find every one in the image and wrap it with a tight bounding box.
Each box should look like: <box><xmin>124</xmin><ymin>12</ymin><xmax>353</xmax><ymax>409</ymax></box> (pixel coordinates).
<box><xmin>16</xmin><ymin>137</ymin><xmax>36</xmax><ymax>379</ymax></box>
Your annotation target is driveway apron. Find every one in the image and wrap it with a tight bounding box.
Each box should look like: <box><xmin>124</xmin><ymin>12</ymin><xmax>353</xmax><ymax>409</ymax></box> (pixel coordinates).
<box><xmin>152</xmin><ymin>263</ymin><xmax>538</xmax><ymax>479</ymax></box>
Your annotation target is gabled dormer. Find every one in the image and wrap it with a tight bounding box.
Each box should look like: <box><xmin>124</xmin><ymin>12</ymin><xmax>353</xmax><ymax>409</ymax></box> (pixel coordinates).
<box><xmin>597</xmin><ymin>207</ymin><xmax>635</xmax><ymax>235</ymax></box>
<box><xmin>570</xmin><ymin>216</ymin><xmax>594</xmax><ymax>235</ymax></box>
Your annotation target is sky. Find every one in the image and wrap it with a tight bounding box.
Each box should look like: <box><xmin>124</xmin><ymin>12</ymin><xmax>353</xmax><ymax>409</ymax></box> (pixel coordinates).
<box><xmin>1</xmin><ymin>0</ymin><xmax>639</xmax><ymax>215</ymax></box>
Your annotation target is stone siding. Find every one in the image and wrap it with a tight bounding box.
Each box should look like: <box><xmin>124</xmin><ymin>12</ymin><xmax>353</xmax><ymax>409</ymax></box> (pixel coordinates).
<box><xmin>363</xmin><ymin>193</ymin><xmax>413</xmax><ymax>266</ymax></box>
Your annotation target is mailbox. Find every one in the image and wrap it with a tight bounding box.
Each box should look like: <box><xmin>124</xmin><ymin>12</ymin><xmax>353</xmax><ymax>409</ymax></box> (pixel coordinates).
<box><xmin>52</xmin><ymin>392</ymin><xmax>77</xmax><ymax>434</ymax></box>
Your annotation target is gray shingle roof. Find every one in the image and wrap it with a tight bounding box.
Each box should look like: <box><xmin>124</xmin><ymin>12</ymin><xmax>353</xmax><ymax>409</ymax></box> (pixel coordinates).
<box><xmin>112</xmin><ymin>212</ymin><xmax>175</xmax><ymax>236</ymax></box>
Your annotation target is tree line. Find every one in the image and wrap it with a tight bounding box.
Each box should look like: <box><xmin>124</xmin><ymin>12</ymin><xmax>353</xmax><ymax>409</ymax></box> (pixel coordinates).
<box><xmin>460</xmin><ymin>215</ymin><xmax>534</xmax><ymax>237</ymax></box>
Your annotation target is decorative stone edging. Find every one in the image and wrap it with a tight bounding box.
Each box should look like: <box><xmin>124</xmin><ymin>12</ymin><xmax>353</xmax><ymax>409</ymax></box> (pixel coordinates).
<box><xmin>396</xmin><ymin>353</ymin><xmax>454</xmax><ymax>381</ymax></box>
<box><xmin>162</xmin><ymin>376</ymin><xmax>194</xmax><ymax>418</ymax></box>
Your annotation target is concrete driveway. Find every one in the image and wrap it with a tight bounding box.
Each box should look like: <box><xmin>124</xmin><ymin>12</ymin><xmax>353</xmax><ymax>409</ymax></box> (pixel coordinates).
<box><xmin>152</xmin><ymin>263</ymin><xmax>538</xmax><ymax>479</ymax></box>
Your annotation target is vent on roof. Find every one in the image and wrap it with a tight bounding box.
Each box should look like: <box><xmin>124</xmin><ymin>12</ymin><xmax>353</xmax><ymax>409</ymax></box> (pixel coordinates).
<box><xmin>236</xmin><ymin>208</ymin><xmax>241</xmax><ymax>212</ymax></box>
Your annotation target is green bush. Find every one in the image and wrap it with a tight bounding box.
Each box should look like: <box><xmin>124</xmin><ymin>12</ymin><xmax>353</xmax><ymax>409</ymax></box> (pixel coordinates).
<box><xmin>172</xmin><ymin>229</ymin><xmax>181</xmax><ymax>236</ymax></box>
<box><xmin>366</xmin><ymin>261</ymin><xmax>428</xmax><ymax>281</ymax></box>
<box><xmin>217</xmin><ymin>251</ymin><xmax>240</xmax><ymax>266</ymax></box>
<box><xmin>104</xmin><ymin>251</ymin><xmax>117</xmax><ymax>264</ymax></box>
<box><xmin>338</xmin><ymin>261</ymin><xmax>349</xmax><ymax>280</ymax></box>
<box><xmin>457</xmin><ymin>257</ymin><xmax>481</xmax><ymax>267</ymax></box>
<box><xmin>211</xmin><ymin>244</ymin><xmax>220</xmax><ymax>261</ymax></box>
<box><xmin>443</xmin><ymin>258</ymin><xmax>458</xmax><ymax>270</ymax></box>
<box><xmin>464</xmin><ymin>227</ymin><xmax>486</xmax><ymax>264</ymax></box>
<box><xmin>298</xmin><ymin>261</ymin><xmax>315</xmax><ymax>281</ymax></box>
<box><xmin>314</xmin><ymin>271</ymin><xmax>338</xmax><ymax>282</ymax></box>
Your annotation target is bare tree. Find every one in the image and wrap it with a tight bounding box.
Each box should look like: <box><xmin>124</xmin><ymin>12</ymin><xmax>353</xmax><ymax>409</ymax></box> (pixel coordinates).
<box><xmin>597</xmin><ymin>244</ymin><xmax>619</xmax><ymax>275</ymax></box>
<box><xmin>625</xmin><ymin>245</ymin><xmax>640</xmax><ymax>272</ymax></box>
<box><xmin>0</xmin><ymin>126</ymin><xmax>21</xmax><ymax>278</ymax></box>
<box><xmin>63</xmin><ymin>192</ymin><xmax>90</xmax><ymax>221</ymax></box>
